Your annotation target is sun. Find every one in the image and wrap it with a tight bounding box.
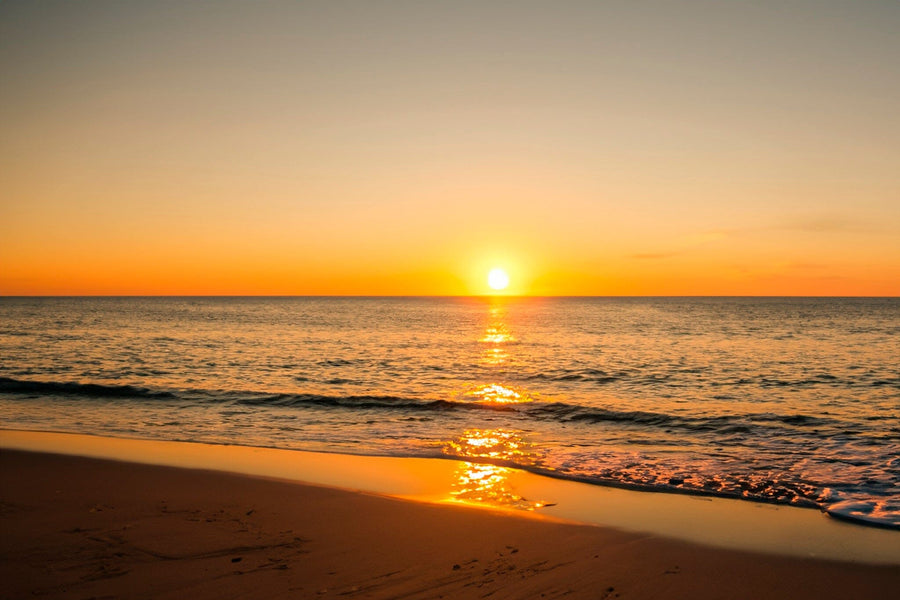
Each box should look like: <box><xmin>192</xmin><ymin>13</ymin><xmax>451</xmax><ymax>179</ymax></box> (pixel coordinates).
<box><xmin>487</xmin><ymin>268</ymin><xmax>510</xmax><ymax>291</ymax></box>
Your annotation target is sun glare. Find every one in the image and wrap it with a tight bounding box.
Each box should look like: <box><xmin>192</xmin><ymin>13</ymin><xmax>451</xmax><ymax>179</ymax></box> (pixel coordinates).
<box><xmin>487</xmin><ymin>268</ymin><xmax>510</xmax><ymax>291</ymax></box>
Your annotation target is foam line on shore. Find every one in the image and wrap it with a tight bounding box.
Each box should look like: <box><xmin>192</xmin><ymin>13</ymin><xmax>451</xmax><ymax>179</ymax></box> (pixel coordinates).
<box><xmin>2</xmin><ymin>428</ymin><xmax>897</xmax><ymax>564</ymax></box>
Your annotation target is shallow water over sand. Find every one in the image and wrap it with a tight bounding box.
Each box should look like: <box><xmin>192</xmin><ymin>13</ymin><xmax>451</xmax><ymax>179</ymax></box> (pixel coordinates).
<box><xmin>1</xmin><ymin>296</ymin><xmax>898</xmax><ymax>528</ymax></box>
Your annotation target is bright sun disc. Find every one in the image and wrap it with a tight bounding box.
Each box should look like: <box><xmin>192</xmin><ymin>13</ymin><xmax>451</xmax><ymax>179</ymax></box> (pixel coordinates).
<box><xmin>487</xmin><ymin>268</ymin><xmax>510</xmax><ymax>291</ymax></box>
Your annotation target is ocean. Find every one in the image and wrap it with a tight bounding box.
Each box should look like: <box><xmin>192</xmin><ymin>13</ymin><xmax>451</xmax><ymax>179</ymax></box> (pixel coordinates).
<box><xmin>1</xmin><ymin>296</ymin><xmax>898</xmax><ymax>529</ymax></box>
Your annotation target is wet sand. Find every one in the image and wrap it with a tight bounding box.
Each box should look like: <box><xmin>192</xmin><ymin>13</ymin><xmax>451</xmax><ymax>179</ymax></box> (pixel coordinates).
<box><xmin>2</xmin><ymin>448</ymin><xmax>899</xmax><ymax>600</ymax></box>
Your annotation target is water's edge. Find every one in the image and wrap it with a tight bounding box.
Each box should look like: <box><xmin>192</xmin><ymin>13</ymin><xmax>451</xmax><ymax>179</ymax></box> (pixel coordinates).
<box><xmin>2</xmin><ymin>423</ymin><xmax>897</xmax><ymax>533</ymax></box>
<box><xmin>2</xmin><ymin>428</ymin><xmax>898</xmax><ymax>565</ymax></box>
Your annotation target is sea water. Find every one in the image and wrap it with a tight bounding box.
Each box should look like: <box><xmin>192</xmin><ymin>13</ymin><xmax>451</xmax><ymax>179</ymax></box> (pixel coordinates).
<box><xmin>1</xmin><ymin>296</ymin><xmax>897</xmax><ymax>528</ymax></box>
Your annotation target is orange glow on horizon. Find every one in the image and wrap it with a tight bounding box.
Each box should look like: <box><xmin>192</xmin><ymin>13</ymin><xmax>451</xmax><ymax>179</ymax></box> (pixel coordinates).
<box><xmin>1</xmin><ymin>254</ymin><xmax>899</xmax><ymax>296</ymax></box>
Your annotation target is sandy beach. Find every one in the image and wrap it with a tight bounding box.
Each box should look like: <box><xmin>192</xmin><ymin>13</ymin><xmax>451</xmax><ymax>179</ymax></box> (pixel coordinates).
<box><xmin>2</xmin><ymin>446</ymin><xmax>899</xmax><ymax>600</ymax></box>
<box><xmin>4</xmin><ymin>1</ymin><xmax>899</xmax><ymax>597</ymax></box>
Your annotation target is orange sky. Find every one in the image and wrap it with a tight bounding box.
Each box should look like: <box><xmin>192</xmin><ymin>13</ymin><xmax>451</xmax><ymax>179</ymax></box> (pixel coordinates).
<box><xmin>1</xmin><ymin>1</ymin><xmax>898</xmax><ymax>296</ymax></box>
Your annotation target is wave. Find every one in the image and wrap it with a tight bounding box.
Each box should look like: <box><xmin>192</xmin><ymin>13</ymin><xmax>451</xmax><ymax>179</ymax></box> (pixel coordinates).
<box><xmin>826</xmin><ymin>499</ymin><xmax>900</xmax><ymax>530</ymax></box>
<box><xmin>0</xmin><ymin>377</ymin><xmax>487</xmax><ymax>413</ymax></box>
<box><xmin>523</xmin><ymin>368</ymin><xmax>624</xmax><ymax>384</ymax></box>
<box><xmin>234</xmin><ymin>393</ymin><xmax>463</xmax><ymax>411</ymax></box>
<box><xmin>0</xmin><ymin>376</ymin><xmax>176</xmax><ymax>399</ymax></box>
<box><xmin>523</xmin><ymin>403</ymin><xmax>840</xmax><ymax>432</ymax></box>
<box><xmin>522</xmin><ymin>368</ymin><xmax>900</xmax><ymax>389</ymax></box>
<box><xmin>0</xmin><ymin>376</ymin><xmax>859</xmax><ymax>436</ymax></box>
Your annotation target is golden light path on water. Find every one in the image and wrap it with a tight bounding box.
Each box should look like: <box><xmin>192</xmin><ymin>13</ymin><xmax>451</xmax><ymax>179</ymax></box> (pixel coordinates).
<box><xmin>480</xmin><ymin>303</ymin><xmax>515</xmax><ymax>365</ymax></box>
<box><xmin>445</xmin><ymin>299</ymin><xmax>550</xmax><ymax>510</ymax></box>
<box><xmin>482</xmin><ymin>346</ymin><xmax>507</xmax><ymax>366</ymax></box>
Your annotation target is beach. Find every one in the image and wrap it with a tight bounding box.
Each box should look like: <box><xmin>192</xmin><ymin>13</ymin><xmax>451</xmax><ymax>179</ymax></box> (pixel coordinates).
<box><xmin>2</xmin><ymin>433</ymin><xmax>899</xmax><ymax>600</ymax></box>
<box><xmin>4</xmin><ymin>1</ymin><xmax>900</xmax><ymax>596</ymax></box>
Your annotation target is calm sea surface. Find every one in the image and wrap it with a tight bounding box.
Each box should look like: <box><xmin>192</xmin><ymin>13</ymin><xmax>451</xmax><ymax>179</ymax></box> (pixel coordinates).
<box><xmin>1</xmin><ymin>297</ymin><xmax>898</xmax><ymax>528</ymax></box>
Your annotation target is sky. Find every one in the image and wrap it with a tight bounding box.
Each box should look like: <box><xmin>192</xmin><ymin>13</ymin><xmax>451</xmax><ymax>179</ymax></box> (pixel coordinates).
<box><xmin>1</xmin><ymin>0</ymin><xmax>898</xmax><ymax>296</ymax></box>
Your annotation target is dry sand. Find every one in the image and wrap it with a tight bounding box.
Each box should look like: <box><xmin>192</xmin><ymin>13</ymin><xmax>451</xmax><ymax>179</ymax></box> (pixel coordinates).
<box><xmin>2</xmin><ymin>449</ymin><xmax>898</xmax><ymax>600</ymax></box>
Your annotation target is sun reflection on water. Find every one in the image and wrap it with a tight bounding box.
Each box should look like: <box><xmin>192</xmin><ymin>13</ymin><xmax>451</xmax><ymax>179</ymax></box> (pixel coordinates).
<box><xmin>480</xmin><ymin>304</ymin><xmax>515</xmax><ymax>365</ymax></box>
<box><xmin>446</xmin><ymin>304</ymin><xmax>550</xmax><ymax>511</ymax></box>
<box><xmin>483</xmin><ymin>346</ymin><xmax>508</xmax><ymax>365</ymax></box>
<box><xmin>466</xmin><ymin>383</ymin><xmax>530</xmax><ymax>405</ymax></box>
<box><xmin>480</xmin><ymin>324</ymin><xmax>515</xmax><ymax>345</ymax></box>
<box><xmin>445</xmin><ymin>428</ymin><xmax>537</xmax><ymax>462</ymax></box>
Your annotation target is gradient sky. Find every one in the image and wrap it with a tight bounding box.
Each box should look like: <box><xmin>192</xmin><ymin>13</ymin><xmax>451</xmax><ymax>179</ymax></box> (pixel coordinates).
<box><xmin>2</xmin><ymin>1</ymin><xmax>898</xmax><ymax>295</ymax></box>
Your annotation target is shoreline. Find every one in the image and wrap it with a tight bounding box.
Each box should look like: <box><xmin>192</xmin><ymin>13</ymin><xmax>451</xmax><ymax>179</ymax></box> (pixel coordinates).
<box><xmin>2</xmin><ymin>429</ymin><xmax>898</xmax><ymax>565</ymax></box>
<box><xmin>3</xmin><ymin>447</ymin><xmax>900</xmax><ymax>599</ymax></box>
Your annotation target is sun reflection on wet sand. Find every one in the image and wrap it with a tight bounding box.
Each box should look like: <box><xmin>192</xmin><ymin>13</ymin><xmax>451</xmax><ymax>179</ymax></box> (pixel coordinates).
<box><xmin>444</xmin><ymin>428</ymin><xmax>550</xmax><ymax>511</ymax></box>
<box><xmin>451</xmin><ymin>462</ymin><xmax>549</xmax><ymax>510</ymax></box>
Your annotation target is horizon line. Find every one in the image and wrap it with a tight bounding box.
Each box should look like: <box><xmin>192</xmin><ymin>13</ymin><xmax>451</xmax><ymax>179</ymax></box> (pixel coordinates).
<box><xmin>2</xmin><ymin>294</ymin><xmax>898</xmax><ymax>299</ymax></box>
